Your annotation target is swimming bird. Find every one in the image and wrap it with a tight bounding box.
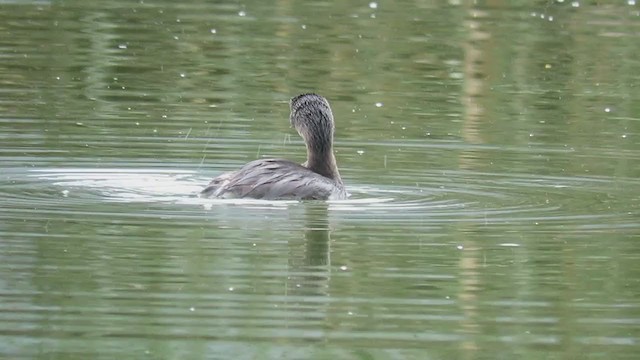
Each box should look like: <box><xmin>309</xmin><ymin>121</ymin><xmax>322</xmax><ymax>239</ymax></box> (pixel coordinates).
<box><xmin>200</xmin><ymin>93</ymin><xmax>347</xmax><ymax>200</ymax></box>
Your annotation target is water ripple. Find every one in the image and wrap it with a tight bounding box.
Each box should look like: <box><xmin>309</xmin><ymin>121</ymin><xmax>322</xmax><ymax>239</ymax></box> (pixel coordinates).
<box><xmin>0</xmin><ymin>166</ymin><xmax>634</xmax><ymax>234</ymax></box>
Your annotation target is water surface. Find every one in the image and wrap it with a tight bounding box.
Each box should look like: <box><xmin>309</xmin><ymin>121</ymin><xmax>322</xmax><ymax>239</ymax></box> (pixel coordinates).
<box><xmin>1</xmin><ymin>1</ymin><xmax>639</xmax><ymax>359</ymax></box>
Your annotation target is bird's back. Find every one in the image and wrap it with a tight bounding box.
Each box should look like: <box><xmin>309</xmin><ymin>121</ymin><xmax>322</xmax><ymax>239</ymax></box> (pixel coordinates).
<box><xmin>200</xmin><ymin>159</ymin><xmax>346</xmax><ymax>200</ymax></box>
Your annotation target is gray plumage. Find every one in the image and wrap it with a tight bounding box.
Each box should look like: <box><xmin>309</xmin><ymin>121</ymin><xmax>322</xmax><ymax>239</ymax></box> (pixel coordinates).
<box><xmin>200</xmin><ymin>159</ymin><xmax>346</xmax><ymax>200</ymax></box>
<box><xmin>200</xmin><ymin>94</ymin><xmax>347</xmax><ymax>200</ymax></box>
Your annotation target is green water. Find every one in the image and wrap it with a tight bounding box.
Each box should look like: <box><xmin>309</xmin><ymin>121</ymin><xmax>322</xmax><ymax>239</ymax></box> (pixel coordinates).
<box><xmin>1</xmin><ymin>1</ymin><xmax>639</xmax><ymax>359</ymax></box>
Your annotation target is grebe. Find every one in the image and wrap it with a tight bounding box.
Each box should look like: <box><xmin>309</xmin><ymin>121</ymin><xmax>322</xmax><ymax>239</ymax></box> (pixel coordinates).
<box><xmin>200</xmin><ymin>93</ymin><xmax>347</xmax><ymax>200</ymax></box>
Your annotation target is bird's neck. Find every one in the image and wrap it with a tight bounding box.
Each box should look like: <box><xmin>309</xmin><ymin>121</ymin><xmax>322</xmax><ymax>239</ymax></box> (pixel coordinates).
<box><xmin>305</xmin><ymin>147</ymin><xmax>342</xmax><ymax>183</ymax></box>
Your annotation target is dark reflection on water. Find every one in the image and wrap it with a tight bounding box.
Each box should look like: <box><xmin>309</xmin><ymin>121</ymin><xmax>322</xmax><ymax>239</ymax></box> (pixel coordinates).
<box><xmin>1</xmin><ymin>0</ymin><xmax>640</xmax><ymax>359</ymax></box>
